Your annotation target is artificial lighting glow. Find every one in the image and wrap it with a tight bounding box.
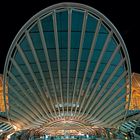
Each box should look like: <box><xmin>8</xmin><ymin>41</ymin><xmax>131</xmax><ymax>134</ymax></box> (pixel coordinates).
<box><xmin>55</xmin><ymin>103</ymin><xmax>79</xmax><ymax>108</ymax></box>
<box><xmin>7</xmin><ymin>132</ymin><xmax>14</xmax><ymax>139</ymax></box>
<box><xmin>62</xmin><ymin>120</ymin><xmax>73</xmax><ymax>124</ymax></box>
<box><xmin>13</xmin><ymin>125</ymin><xmax>20</xmax><ymax>131</ymax></box>
<box><xmin>13</xmin><ymin>125</ymin><xmax>17</xmax><ymax>130</ymax></box>
<box><xmin>126</xmin><ymin>73</ymin><xmax>140</xmax><ymax>110</ymax></box>
<box><xmin>78</xmin><ymin>132</ymin><xmax>84</xmax><ymax>136</ymax></box>
<box><xmin>0</xmin><ymin>75</ymin><xmax>8</xmax><ymax>112</ymax></box>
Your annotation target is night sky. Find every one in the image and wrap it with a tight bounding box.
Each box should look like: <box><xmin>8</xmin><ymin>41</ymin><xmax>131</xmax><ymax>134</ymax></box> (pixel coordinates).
<box><xmin>0</xmin><ymin>0</ymin><xmax>140</xmax><ymax>73</ymax></box>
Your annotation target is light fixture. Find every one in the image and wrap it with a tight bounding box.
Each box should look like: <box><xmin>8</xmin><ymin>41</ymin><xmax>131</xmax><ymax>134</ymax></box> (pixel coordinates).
<box><xmin>7</xmin><ymin>132</ymin><xmax>14</xmax><ymax>139</ymax></box>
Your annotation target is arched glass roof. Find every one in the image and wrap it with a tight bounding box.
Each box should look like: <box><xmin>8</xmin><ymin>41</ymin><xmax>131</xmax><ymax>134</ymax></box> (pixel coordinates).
<box><xmin>3</xmin><ymin>3</ymin><xmax>131</xmax><ymax>135</ymax></box>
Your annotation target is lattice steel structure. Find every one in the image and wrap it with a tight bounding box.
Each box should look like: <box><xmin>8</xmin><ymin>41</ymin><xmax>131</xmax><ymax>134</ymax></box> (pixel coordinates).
<box><xmin>0</xmin><ymin>122</ymin><xmax>13</xmax><ymax>134</ymax></box>
<box><xmin>3</xmin><ymin>3</ymin><xmax>131</xmax><ymax>135</ymax></box>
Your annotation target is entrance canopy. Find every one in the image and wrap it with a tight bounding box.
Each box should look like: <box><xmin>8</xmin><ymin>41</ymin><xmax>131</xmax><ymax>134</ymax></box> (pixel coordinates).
<box><xmin>3</xmin><ymin>3</ymin><xmax>131</xmax><ymax>135</ymax></box>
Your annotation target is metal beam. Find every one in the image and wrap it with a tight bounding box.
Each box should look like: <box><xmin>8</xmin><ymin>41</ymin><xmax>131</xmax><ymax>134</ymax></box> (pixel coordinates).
<box><xmin>53</xmin><ymin>11</ymin><xmax>64</xmax><ymax>116</ymax></box>
<box><xmin>70</xmin><ymin>10</ymin><xmax>88</xmax><ymax>116</ymax></box>
<box><xmin>25</xmin><ymin>31</ymin><xmax>54</xmax><ymax>118</ymax></box>
<box><xmin>37</xmin><ymin>19</ymin><xmax>59</xmax><ymax>117</ymax></box>
<box><xmin>74</xmin><ymin>18</ymin><xmax>101</xmax><ymax>116</ymax></box>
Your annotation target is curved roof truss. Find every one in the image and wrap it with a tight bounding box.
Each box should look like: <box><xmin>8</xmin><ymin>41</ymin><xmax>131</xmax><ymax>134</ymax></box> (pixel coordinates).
<box><xmin>3</xmin><ymin>3</ymin><xmax>131</xmax><ymax>134</ymax></box>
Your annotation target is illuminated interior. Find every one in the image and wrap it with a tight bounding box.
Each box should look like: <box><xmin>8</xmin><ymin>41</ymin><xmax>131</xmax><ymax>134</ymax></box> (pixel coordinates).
<box><xmin>0</xmin><ymin>74</ymin><xmax>8</xmax><ymax>112</ymax></box>
<box><xmin>0</xmin><ymin>74</ymin><xmax>5</xmax><ymax>112</ymax></box>
<box><xmin>0</xmin><ymin>2</ymin><xmax>139</xmax><ymax>140</ymax></box>
<box><xmin>127</xmin><ymin>73</ymin><xmax>140</xmax><ymax>110</ymax></box>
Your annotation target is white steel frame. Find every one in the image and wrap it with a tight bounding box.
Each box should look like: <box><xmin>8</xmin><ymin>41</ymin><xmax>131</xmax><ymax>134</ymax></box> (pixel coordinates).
<box><xmin>3</xmin><ymin>2</ymin><xmax>131</xmax><ymax>135</ymax></box>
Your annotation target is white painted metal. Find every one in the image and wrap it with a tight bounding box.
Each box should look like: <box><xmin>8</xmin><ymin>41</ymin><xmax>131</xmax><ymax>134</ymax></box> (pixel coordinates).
<box><xmin>2</xmin><ymin>2</ymin><xmax>131</xmax><ymax>135</ymax></box>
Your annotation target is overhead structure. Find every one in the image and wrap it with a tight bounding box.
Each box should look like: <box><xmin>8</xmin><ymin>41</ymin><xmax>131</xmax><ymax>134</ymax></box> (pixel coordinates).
<box><xmin>0</xmin><ymin>122</ymin><xmax>13</xmax><ymax>134</ymax></box>
<box><xmin>3</xmin><ymin>3</ymin><xmax>131</xmax><ymax>135</ymax></box>
<box><xmin>120</xmin><ymin>120</ymin><xmax>137</xmax><ymax>133</ymax></box>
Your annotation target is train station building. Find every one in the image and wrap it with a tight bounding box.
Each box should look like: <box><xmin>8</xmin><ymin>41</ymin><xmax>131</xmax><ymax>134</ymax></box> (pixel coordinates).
<box><xmin>0</xmin><ymin>3</ymin><xmax>140</xmax><ymax>140</ymax></box>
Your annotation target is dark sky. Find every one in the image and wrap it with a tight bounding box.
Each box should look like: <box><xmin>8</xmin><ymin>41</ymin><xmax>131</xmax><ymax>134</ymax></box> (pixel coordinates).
<box><xmin>0</xmin><ymin>0</ymin><xmax>140</xmax><ymax>74</ymax></box>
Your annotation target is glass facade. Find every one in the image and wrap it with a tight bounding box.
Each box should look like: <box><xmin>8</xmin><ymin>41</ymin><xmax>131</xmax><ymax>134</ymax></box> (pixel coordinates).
<box><xmin>0</xmin><ymin>2</ymin><xmax>134</xmax><ymax>139</ymax></box>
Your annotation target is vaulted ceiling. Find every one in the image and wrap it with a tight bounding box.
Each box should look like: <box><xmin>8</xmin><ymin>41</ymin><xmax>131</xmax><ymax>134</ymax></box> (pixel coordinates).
<box><xmin>1</xmin><ymin>3</ymin><xmax>132</xmax><ymax>136</ymax></box>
